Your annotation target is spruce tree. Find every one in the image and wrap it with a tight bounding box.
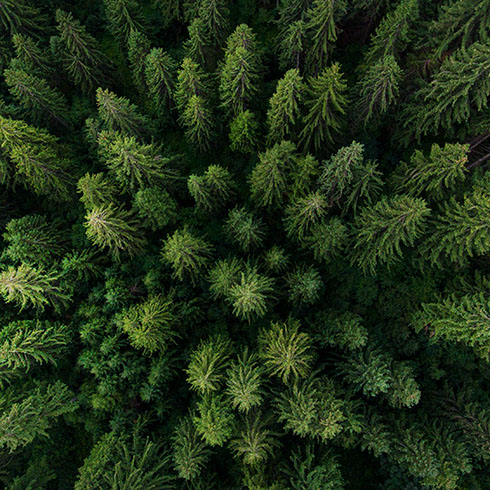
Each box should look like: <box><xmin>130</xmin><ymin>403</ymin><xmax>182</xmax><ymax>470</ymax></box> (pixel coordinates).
<box><xmin>78</xmin><ymin>172</ymin><xmax>118</xmax><ymax>209</ymax></box>
<box><xmin>229</xmin><ymin>110</ymin><xmax>260</xmax><ymax>153</ymax></box>
<box><xmin>279</xmin><ymin>20</ymin><xmax>307</xmax><ymax>71</ymax></box>
<box><xmin>127</xmin><ymin>28</ymin><xmax>151</xmax><ymax>93</ymax></box>
<box><xmin>266</xmin><ymin>69</ymin><xmax>304</xmax><ymax>144</ymax></box>
<box><xmin>103</xmin><ymin>0</ymin><xmax>146</xmax><ymax>42</ymax></box>
<box><xmin>180</xmin><ymin>94</ymin><xmax>214</xmax><ymax>150</ymax></box>
<box><xmin>284</xmin><ymin>191</ymin><xmax>328</xmax><ymax>240</ymax></box>
<box><xmin>12</xmin><ymin>33</ymin><xmax>53</xmax><ymax>77</ymax></box>
<box><xmin>175</xmin><ymin>57</ymin><xmax>211</xmax><ymax>112</ymax></box>
<box><xmin>198</xmin><ymin>0</ymin><xmax>229</xmax><ymax>46</ymax></box>
<box><xmin>286</xmin><ymin>265</ymin><xmax>323</xmax><ymax>305</ymax></box>
<box><xmin>0</xmin><ymin>0</ymin><xmax>46</xmax><ymax>37</ymax></box>
<box><xmin>225</xmin><ymin>207</ymin><xmax>266</xmax><ymax>252</ymax></box>
<box><xmin>299</xmin><ymin>63</ymin><xmax>348</xmax><ymax>150</ymax></box>
<box><xmin>184</xmin><ymin>17</ymin><xmax>210</xmax><ymax>66</ymax></box>
<box><xmin>188</xmin><ymin>164</ymin><xmax>234</xmax><ymax>212</ymax></box>
<box><xmin>85</xmin><ymin>204</ymin><xmax>147</xmax><ymax>260</ymax></box>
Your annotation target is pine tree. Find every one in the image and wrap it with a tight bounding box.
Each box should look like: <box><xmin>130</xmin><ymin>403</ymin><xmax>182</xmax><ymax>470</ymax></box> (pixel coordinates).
<box><xmin>4</xmin><ymin>68</ymin><xmax>70</xmax><ymax>127</ymax></box>
<box><xmin>161</xmin><ymin>228</ymin><xmax>213</xmax><ymax>282</ymax></box>
<box><xmin>198</xmin><ymin>0</ymin><xmax>229</xmax><ymax>46</ymax></box>
<box><xmin>226</xmin><ymin>348</ymin><xmax>264</xmax><ymax>412</ymax></box>
<box><xmin>172</xmin><ymin>417</ymin><xmax>211</xmax><ymax>481</ymax></box>
<box><xmin>286</xmin><ymin>265</ymin><xmax>323</xmax><ymax>305</ymax></box>
<box><xmin>10</xmin><ymin>143</ymin><xmax>73</xmax><ymax>201</ymax></box>
<box><xmin>404</xmin><ymin>42</ymin><xmax>490</xmax><ymax>141</ymax></box>
<box><xmin>118</xmin><ymin>295</ymin><xmax>178</xmax><ymax>354</ymax></box>
<box><xmin>0</xmin><ymin>264</ymin><xmax>70</xmax><ymax>311</ymax></box>
<box><xmin>279</xmin><ymin>20</ymin><xmax>307</xmax><ymax>71</ymax></box>
<box><xmin>180</xmin><ymin>94</ymin><xmax>214</xmax><ymax>150</ymax></box>
<box><xmin>220</xmin><ymin>24</ymin><xmax>262</xmax><ymax>115</ymax></box>
<box><xmin>103</xmin><ymin>0</ymin><xmax>146</xmax><ymax>42</ymax></box>
<box><xmin>0</xmin><ymin>320</ymin><xmax>69</xmax><ymax>386</ymax></box>
<box><xmin>144</xmin><ymin>48</ymin><xmax>176</xmax><ymax>117</ymax></box>
<box><xmin>299</xmin><ymin>63</ymin><xmax>348</xmax><ymax>150</ymax></box>
<box><xmin>56</xmin><ymin>10</ymin><xmax>111</xmax><ymax>93</ymax></box>
<box><xmin>284</xmin><ymin>191</ymin><xmax>328</xmax><ymax>240</ymax></box>
<box><xmin>98</xmin><ymin>130</ymin><xmax>175</xmax><ymax>191</ymax></box>
<box><xmin>193</xmin><ymin>393</ymin><xmax>235</xmax><ymax>446</ymax></box>
<box><xmin>230</xmin><ymin>411</ymin><xmax>277</xmax><ymax>465</ymax></box>
<box><xmin>249</xmin><ymin>140</ymin><xmax>297</xmax><ymax>208</ymax></box>
<box><xmin>188</xmin><ymin>164</ymin><xmax>234</xmax><ymax>212</ymax></box>
<box><xmin>128</xmin><ymin>28</ymin><xmax>151</xmax><ymax>93</ymax></box>
<box><xmin>85</xmin><ymin>204</ymin><xmax>147</xmax><ymax>260</ymax></box>
<box><xmin>229</xmin><ymin>110</ymin><xmax>259</xmax><ymax>153</ymax></box>
<box><xmin>0</xmin><ymin>381</ymin><xmax>78</xmax><ymax>452</ymax></box>
<box><xmin>96</xmin><ymin>88</ymin><xmax>149</xmax><ymax>138</ymax></box>
<box><xmin>304</xmin><ymin>0</ymin><xmax>347</xmax><ymax>74</ymax></box>
<box><xmin>350</xmin><ymin>195</ymin><xmax>430</xmax><ymax>273</ymax></box>
<box><xmin>259</xmin><ymin>319</ymin><xmax>314</xmax><ymax>383</ymax></box>
<box><xmin>356</xmin><ymin>55</ymin><xmax>402</xmax><ymax>126</ymax></box>
<box><xmin>394</xmin><ymin>143</ymin><xmax>469</xmax><ymax>200</ymax></box>
<box><xmin>78</xmin><ymin>172</ymin><xmax>118</xmax><ymax>209</ymax></box>
<box><xmin>267</xmin><ymin>69</ymin><xmax>304</xmax><ymax>144</ymax></box>
<box><xmin>426</xmin><ymin>189</ymin><xmax>490</xmax><ymax>264</ymax></box>
<box><xmin>225</xmin><ymin>207</ymin><xmax>266</xmax><ymax>252</ymax></box>
<box><xmin>228</xmin><ymin>265</ymin><xmax>274</xmax><ymax>321</ymax></box>
<box><xmin>2</xmin><ymin>214</ymin><xmax>65</xmax><ymax>265</ymax></box>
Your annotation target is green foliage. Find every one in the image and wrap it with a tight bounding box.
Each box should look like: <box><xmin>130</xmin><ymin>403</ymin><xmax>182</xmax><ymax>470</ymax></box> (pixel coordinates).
<box><xmin>145</xmin><ymin>48</ymin><xmax>177</xmax><ymax>116</ymax></box>
<box><xmin>229</xmin><ymin>110</ymin><xmax>259</xmax><ymax>153</ymax></box>
<box><xmin>299</xmin><ymin>63</ymin><xmax>348</xmax><ymax>150</ymax></box>
<box><xmin>162</xmin><ymin>228</ymin><xmax>213</xmax><ymax>281</ymax></box>
<box><xmin>78</xmin><ymin>172</ymin><xmax>118</xmax><ymax>209</ymax></box>
<box><xmin>284</xmin><ymin>191</ymin><xmax>328</xmax><ymax>240</ymax></box>
<box><xmin>128</xmin><ymin>28</ymin><xmax>151</xmax><ymax>92</ymax></box>
<box><xmin>286</xmin><ymin>264</ymin><xmax>323</xmax><ymax>305</ymax></box>
<box><xmin>351</xmin><ymin>195</ymin><xmax>430</xmax><ymax>273</ymax></box>
<box><xmin>103</xmin><ymin>0</ymin><xmax>146</xmax><ymax>42</ymax></box>
<box><xmin>180</xmin><ymin>94</ymin><xmax>214</xmax><ymax>150</ymax></box>
<box><xmin>259</xmin><ymin>319</ymin><xmax>314</xmax><ymax>383</ymax></box>
<box><xmin>0</xmin><ymin>381</ymin><xmax>77</xmax><ymax>452</ymax></box>
<box><xmin>85</xmin><ymin>204</ymin><xmax>147</xmax><ymax>260</ymax></box>
<box><xmin>225</xmin><ymin>207</ymin><xmax>266</xmax><ymax>252</ymax></box>
<box><xmin>302</xmin><ymin>217</ymin><xmax>348</xmax><ymax>263</ymax></box>
<box><xmin>188</xmin><ymin>164</ymin><xmax>234</xmax><ymax>211</ymax></box>
<box><xmin>198</xmin><ymin>0</ymin><xmax>229</xmax><ymax>46</ymax></box>
<box><xmin>133</xmin><ymin>186</ymin><xmax>178</xmax><ymax>230</ymax></box>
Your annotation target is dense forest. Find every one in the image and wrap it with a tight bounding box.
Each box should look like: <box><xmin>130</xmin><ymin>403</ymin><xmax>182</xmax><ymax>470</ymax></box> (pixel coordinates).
<box><xmin>0</xmin><ymin>0</ymin><xmax>490</xmax><ymax>488</ymax></box>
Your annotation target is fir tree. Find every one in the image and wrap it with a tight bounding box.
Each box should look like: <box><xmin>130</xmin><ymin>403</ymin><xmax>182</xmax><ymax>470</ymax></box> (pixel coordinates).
<box><xmin>229</xmin><ymin>110</ymin><xmax>260</xmax><ymax>153</ymax></box>
<box><xmin>266</xmin><ymin>69</ymin><xmax>304</xmax><ymax>144</ymax></box>
<box><xmin>96</xmin><ymin>88</ymin><xmax>149</xmax><ymax>138</ymax></box>
<box><xmin>56</xmin><ymin>10</ymin><xmax>111</xmax><ymax>93</ymax></box>
<box><xmin>78</xmin><ymin>172</ymin><xmax>118</xmax><ymax>209</ymax></box>
<box><xmin>133</xmin><ymin>186</ymin><xmax>178</xmax><ymax>230</ymax></box>
<box><xmin>225</xmin><ymin>207</ymin><xmax>266</xmax><ymax>252</ymax></box>
<box><xmin>0</xmin><ymin>0</ymin><xmax>46</xmax><ymax>37</ymax></box>
<box><xmin>286</xmin><ymin>265</ymin><xmax>323</xmax><ymax>305</ymax></box>
<box><xmin>350</xmin><ymin>195</ymin><xmax>430</xmax><ymax>273</ymax></box>
<box><xmin>180</xmin><ymin>94</ymin><xmax>214</xmax><ymax>151</ymax></box>
<box><xmin>175</xmin><ymin>57</ymin><xmax>211</xmax><ymax>112</ymax></box>
<box><xmin>85</xmin><ymin>204</ymin><xmax>147</xmax><ymax>260</ymax></box>
<box><xmin>208</xmin><ymin>257</ymin><xmax>243</xmax><ymax>299</ymax></box>
<box><xmin>12</xmin><ymin>33</ymin><xmax>53</xmax><ymax>77</ymax></box>
<box><xmin>299</xmin><ymin>63</ymin><xmax>348</xmax><ymax>150</ymax></box>
<box><xmin>161</xmin><ymin>227</ymin><xmax>213</xmax><ymax>282</ymax></box>
<box><xmin>279</xmin><ymin>20</ymin><xmax>307</xmax><ymax>71</ymax></box>
<box><xmin>387</xmin><ymin>362</ymin><xmax>421</xmax><ymax>408</ymax></box>
<box><xmin>259</xmin><ymin>319</ymin><xmax>314</xmax><ymax>383</ymax></box>
<box><xmin>284</xmin><ymin>191</ymin><xmax>328</xmax><ymax>240</ymax></box>
<box><xmin>198</xmin><ymin>0</ymin><xmax>229</xmax><ymax>46</ymax></box>
<box><xmin>128</xmin><ymin>28</ymin><xmax>151</xmax><ymax>93</ymax></box>
<box><xmin>188</xmin><ymin>164</ymin><xmax>234</xmax><ymax>212</ymax></box>
<box><xmin>302</xmin><ymin>217</ymin><xmax>348</xmax><ymax>263</ymax></box>
<box><xmin>184</xmin><ymin>17</ymin><xmax>210</xmax><ymax>66</ymax></box>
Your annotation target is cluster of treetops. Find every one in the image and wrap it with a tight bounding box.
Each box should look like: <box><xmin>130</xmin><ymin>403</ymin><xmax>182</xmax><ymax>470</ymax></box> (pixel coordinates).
<box><xmin>0</xmin><ymin>0</ymin><xmax>490</xmax><ymax>488</ymax></box>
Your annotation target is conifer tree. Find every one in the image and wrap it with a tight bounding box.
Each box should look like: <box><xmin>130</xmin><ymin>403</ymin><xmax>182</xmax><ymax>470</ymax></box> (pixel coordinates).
<box><xmin>96</xmin><ymin>88</ymin><xmax>149</xmax><ymax>138</ymax></box>
<box><xmin>350</xmin><ymin>195</ymin><xmax>430</xmax><ymax>273</ymax></box>
<box><xmin>4</xmin><ymin>68</ymin><xmax>70</xmax><ymax>127</ymax></box>
<box><xmin>180</xmin><ymin>94</ymin><xmax>214</xmax><ymax>150</ymax></box>
<box><xmin>184</xmin><ymin>17</ymin><xmax>210</xmax><ymax>66</ymax></box>
<box><xmin>2</xmin><ymin>214</ymin><xmax>65</xmax><ymax>265</ymax></box>
<box><xmin>12</xmin><ymin>33</ymin><xmax>53</xmax><ymax>77</ymax></box>
<box><xmin>103</xmin><ymin>0</ymin><xmax>146</xmax><ymax>42</ymax></box>
<box><xmin>193</xmin><ymin>393</ymin><xmax>235</xmax><ymax>446</ymax></box>
<box><xmin>263</xmin><ymin>245</ymin><xmax>290</xmax><ymax>273</ymax></box>
<box><xmin>394</xmin><ymin>143</ymin><xmax>469</xmax><ymax>199</ymax></box>
<box><xmin>356</xmin><ymin>55</ymin><xmax>402</xmax><ymax>126</ymax></box>
<box><xmin>304</xmin><ymin>0</ymin><xmax>347</xmax><ymax>74</ymax></box>
<box><xmin>85</xmin><ymin>204</ymin><xmax>147</xmax><ymax>260</ymax></box>
<box><xmin>144</xmin><ymin>48</ymin><xmax>176</xmax><ymax>117</ymax></box>
<box><xmin>175</xmin><ymin>57</ymin><xmax>211</xmax><ymax>112</ymax></box>
<box><xmin>220</xmin><ymin>25</ymin><xmax>262</xmax><ymax>115</ymax></box>
<box><xmin>279</xmin><ymin>20</ymin><xmax>307</xmax><ymax>71</ymax></box>
<box><xmin>56</xmin><ymin>10</ymin><xmax>111</xmax><ymax>93</ymax></box>
<box><xmin>186</xmin><ymin>335</ymin><xmax>231</xmax><ymax>394</ymax></box>
<box><xmin>161</xmin><ymin>228</ymin><xmax>213</xmax><ymax>281</ymax></box>
<box><xmin>172</xmin><ymin>417</ymin><xmax>211</xmax><ymax>481</ymax></box>
<box><xmin>225</xmin><ymin>207</ymin><xmax>266</xmax><ymax>252</ymax></box>
<box><xmin>0</xmin><ymin>320</ymin><xmax>69</xmax><ymax>386</ymax></box>
<box><xmin>133</xmin><ymin>186</ymin><xmax>178</xmax><ymax>230</ymax></box>
<box><xmin>229</xmin><ymin>110</ymin><xmax>259</xmax><ymax>153</ymax></box>
<box><xmin>0</xmin><ymin>264</ymin><xmax>69</xmax><ymax>312</ymax></box>
<box><xmin>98</xmin><ymin>129</ymin><xmax>175</xmax><ymax>191</ymax></box>
<box><xmin>198</xmin><ymin>0</ymin><xmax>229</xmax><ymax>46</ymax></box>
<box><xmin>128</xmin><ymin>28</ymin><xmax>151</xmax><ymax>93</ymax></box>
<box><xmin>259</xmin><ymin>319</ymin><xmax>314</xmax><ymax>383</ymax></box>
<box><xmin>426</xmin><ymin>189</ymin><xmax>490</xmax><ymax>264</ymax></box>
<box><xmin>0</xmin><ymin>381</ymin><xmax>78</xmax><ymax>452</ymax></box>
<box><xmin>302</xmin><ymin>217</ymin><xmax>348</xmax><ymax>263</ymax></box>
<box><xmin>226</xmin><ymin>348</ymin><xmax>265</xmax><ymax>413</ymax></box>
<box><xmin>118</xmin><ymin>295</ymin><xmax>178</xmax><ymax>354</ymax></box>
<box><xmin>299</xmin><ymin>63</ymin><xmax>348</xmax><ymax>150</ymax></box>
<box><xmin>228</xmin><ymin>265</ymin><xmax>275</xmax><ymax>321</ymax></box>
<box><xmin>9</xmin><ymin>143</ymin><xmax>73</xmax><ymax>201</ymax></box>
<box><xmin>0</xmin><ymin>0</ymin><xmax>46</xmax><ymax>37</ymax></box>
<box><xmin>286</xmin><ymin>265</ymin><xmax>323</xmax><ymax>305</ymax></box>
<box><xmin>188</xmin><ymin>164</ymin><xmax>234</xmax><ymax>212</ymax></box>
<box><xmin>0</xmin><ymin>115</ymin><xmax>57</xmax><ymax>150</ymax></box>
<box><xmin>267</xmin><ymin>69</ymin><xmax>304</xmax><ymax>144</ymax></box>
<box><xmin>208</xmin><ymin>257</ymin><xmax>243</xmax><ymax>299</ymax></box>
<box><xmin>78</xmin><ymin>172</ymin><xmax>118</xmax><ymax>209</ymax></box>
<box><xmin>284</xmin><ymin>191</ymin><xmax>328</xmax><ymax>240</ymax></box>
<box><xmin>249</xmin><ymin>140</ymin><xmax>297</xmax><ymax>208</ymax></box>
<box><xmin>387</xmin><ymin>362</ymin><xmax>420</xmax><ymax>408</ymax></box>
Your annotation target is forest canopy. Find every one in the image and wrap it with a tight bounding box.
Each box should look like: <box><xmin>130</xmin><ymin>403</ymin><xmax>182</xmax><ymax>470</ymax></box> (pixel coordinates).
<box><xmin>0</xmin><ymin>0</ymin><xmax>490</xmax><ymax>488</ymax></box>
